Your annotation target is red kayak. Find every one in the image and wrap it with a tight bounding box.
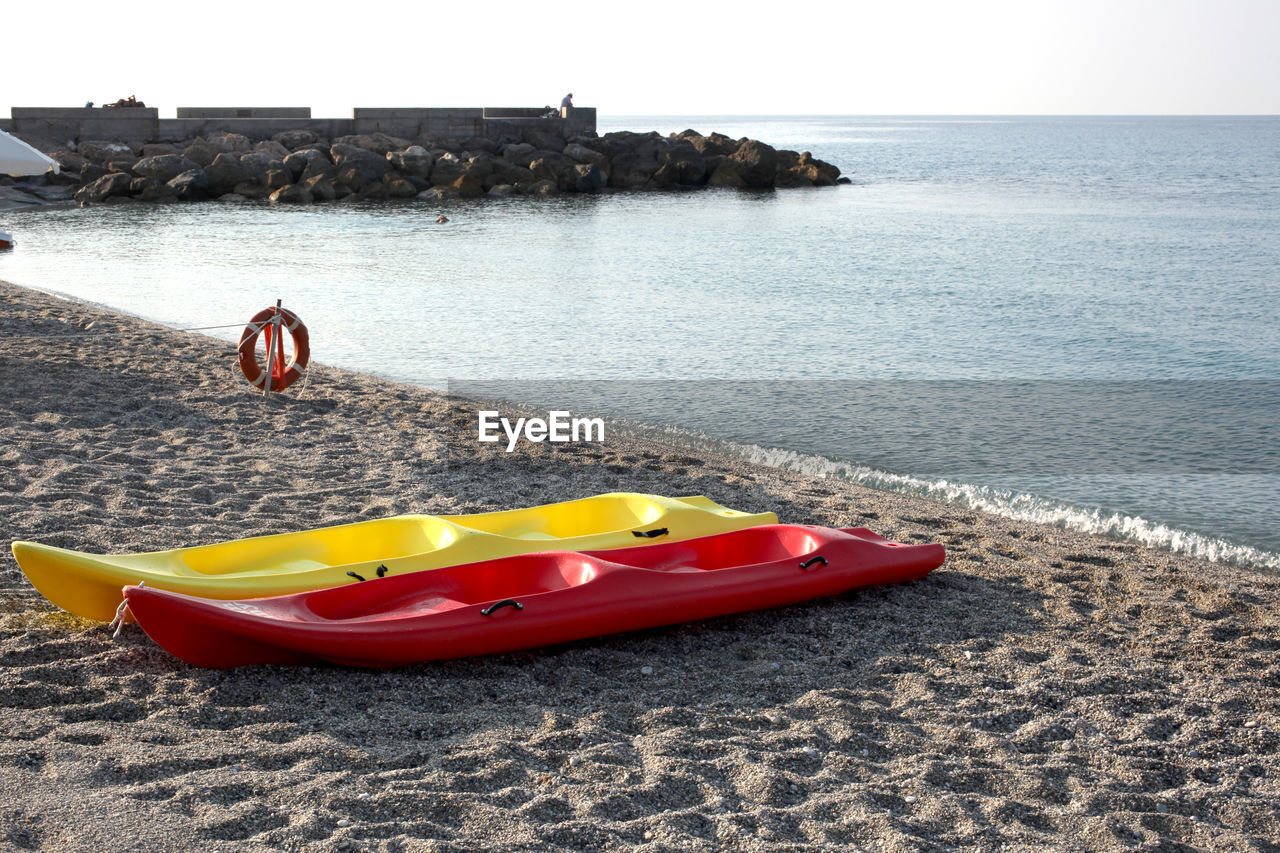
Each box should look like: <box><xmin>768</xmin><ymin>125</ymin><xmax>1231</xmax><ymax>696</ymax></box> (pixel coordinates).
<box><xmin>122</xmin><ymin>525</ymin><xmax>945</xmax><ymax>668</ymax></box>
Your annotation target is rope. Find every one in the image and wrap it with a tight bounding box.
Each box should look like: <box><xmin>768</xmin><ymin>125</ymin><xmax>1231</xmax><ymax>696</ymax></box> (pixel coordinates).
<box><xmin>1</xmin><ymin>321</ymin><xmax>252</xmax><ymax>343</ymax></box>
<box><xmin>8</xmin><ymin>311</ymin><xmax>313</xmax><ymax>397</ymax></box>
<box><xmin>108</xmin><ymin>581</ymin><xmax>145</xmax><ymax>638</ymax></box>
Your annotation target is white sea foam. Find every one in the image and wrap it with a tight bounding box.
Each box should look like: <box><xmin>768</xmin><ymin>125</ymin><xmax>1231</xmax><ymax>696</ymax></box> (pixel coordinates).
<box><xmin>621</xmin><ymin>421</ymin><xmax>1280</xmax><ymax>573</ymax></box>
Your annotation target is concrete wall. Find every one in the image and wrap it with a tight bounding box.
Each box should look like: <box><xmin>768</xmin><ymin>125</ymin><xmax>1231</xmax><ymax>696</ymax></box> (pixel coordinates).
<box><xmin>9</xmin><ymin>107</ymin><xmax>158</xmax><ymax>144</ymax></box>
<box><xmin>353</xmin><ymin>108</ymin><xmax>484</xmax><ymax>139</ymax></box>
<box><xmin>176</xmin><ymin>107</ymin><xmax>311</xmax><ymax>119</ymax></box>
<box><xmin>2</xmin><ymin>106</ymin><xmax>597</xmax><ymax>146</ymax></box>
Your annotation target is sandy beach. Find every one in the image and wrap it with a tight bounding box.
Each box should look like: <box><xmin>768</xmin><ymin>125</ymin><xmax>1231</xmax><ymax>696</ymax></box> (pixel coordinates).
<box><xmin>2</xmin><ymin>278</ymin><xmax>1278</xmax><ymax>852</ymax></box>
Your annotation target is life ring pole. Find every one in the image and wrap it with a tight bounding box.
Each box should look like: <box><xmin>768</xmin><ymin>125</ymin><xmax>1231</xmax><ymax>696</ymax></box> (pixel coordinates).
<box><xmin>265</xmin><ymin>299</ymin><xmax>283</xmax><ymax>398</ymax></box>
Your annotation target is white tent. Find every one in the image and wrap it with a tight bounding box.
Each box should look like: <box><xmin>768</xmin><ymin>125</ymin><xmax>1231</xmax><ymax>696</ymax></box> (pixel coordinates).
<box><xmin>0</xmin><ymin>129</ymin><xmax>59</xmax><ymax>177</ymax></box>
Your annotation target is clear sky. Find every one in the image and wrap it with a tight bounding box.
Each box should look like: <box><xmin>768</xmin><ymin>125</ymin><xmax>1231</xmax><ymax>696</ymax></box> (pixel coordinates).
<box><xmin>2</xmin><ymin>0</ymin><xmax>1275</xmax><ymax>117</ymax></box>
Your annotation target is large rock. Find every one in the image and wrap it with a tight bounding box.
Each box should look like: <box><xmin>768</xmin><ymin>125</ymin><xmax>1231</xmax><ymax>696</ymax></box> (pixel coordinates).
<box><xmin>272</xmin><ymin>129</ymin><xmax>318</xmax><ymax>150</ymax></box>
<box><xmin>463</xmin><ymin>153</ymin><xmax>495</xmax><ymax>182</ymax></box>
<box><xmin>563</xmin><ymin>143</ymin><xmax>608</xmax><ymax>171</ymax></box>
<box><xmin>231</xmin><ymin>181</ymin><xmax>272</xmax><ymax>200</ymax></box>
<box><xmin>566</xmin><ymin>135</ymin><xmax>609</xmax><ymax>156</ymax></box>
<box><xmin>572</xmin><ymin>164</ymin><xmax>607</xmax><ymax>192</ymax></box>
<box><xmin>706</xmin><ymin>161</ymin><xmax>746</xmax><ymax>188</ymax></box>
<box><xmin>203</xmin><ymin>132</ymin><xmax>251</xmax><ymax>153</ymax></box>
<box><xmin>129</xmin><ymin>176</ymin><xmax>161</xmax><ymax>196</ymax></box>
<box><xmin>78</xmin><ymin>140</ymin><xmax>137</xmax><ymax>164</ymax></box>
<box><xmin>299</xmin><ymin>154</ymin><xmax>336</xmax><ymax>183</ymax></box>
<box><xmin>238</xmin><ymin>153</ymin><xmax>287</xmax><ymax>185</ymax></box>
<box><xmin>333</xmin><ymin>165</ymin><xmax>372</xmax><ymax>192</ymax></box>
<box><xmin>675</xmin><ymin>156</ymin><xmax>709</xmax><ymax>185</ymax></box>
<box><xmin>51</xmin><ymin>149</ymin><xmax>89</xmax><ymax>174</ymax></box>
<box><xmin>138</xmin><ymin>183</ymin><xmax>178</xmax><ymax>203</ymax></box>
<box><xmin>500</xmin><ymin>142</ymin><xmax>536</xmax><ymax>167</ymax></box>
<box><xmin>609</xmin><ymin>151</ymin><xmax>659</xmax><ymax>189</ymax></box>
<box><xmin>168</xmin><ymin>169</ymin><xmax>209</xmax><ymax>200</ymax></box>
<box><xmin>300</xmin><ymin>175</ymin><xmax>337</xmax><ymax>201</ymax></box>
<box><xmin>600</xmin><ymin>132</ymin><xmax>668</xmax><ymax>189</ymax></box>
<box><xmin>656</xmin><ymin>139</ymin><xmax>708</xmax><ymax>185</ymax></box>
<box><xmin>451</xmin><ymin>175</ymin><xmax>485</xmax><ymax>197</ymax></box>
<box><xmin>774</xmin><ymin>167</ymin><xmax>812</xmax><ymax>189</ymax></box>
<box><xmin>356</xmin><ymin>182</ymin><xmax>391</xmax><ymax>199</ymax></box>
<box><xmin>182</xmin><ymin>141</ymin><xmax>217</xmax><ymax>168</ymax></box>
<box><xmin>106</xmin><ymin>156</ymin><xmax>140</xmax><ymax>174</ymax></box>
<box><xmin>141</xmin><ymin>143</ymin><xmax>179</xmax><ymax>158</ymax></box>
<box><xmin>264</xmin><ymin>169</ymin><xmax>292</xmax><ymax>191</ymax></box>
<box><xmin>485</xmin><ymin>161</ymin><xmax>534</xmax><ymax>191</ymax></box>
<box><xmin>771</xmin><ymin>150</ymin><xmax>841</xmax><ymax>187</ymax></box>
<box><xmin>522</xmin><ymin>179</ymin><xmax>558</xmax><ymax>196</ymax></box>
<box><xmin>685</xmin><ymin>132</ymin><xmax>738</xmax><ymax>157</ymax></box>
<box><xmin>385</xmin><ymin>178</ymin><xmax>419</xmax><ymax>199</ymax></box>
<box><xmin>205</xmin><ymin>153</ymin><xmax>247</xmax><ymax>195</ymax></box>
<box><xmin>528</xmin><ymin>154</ymin><xmax>576</xmax><ymax>189</ymax></box>
<box><xmin>416</xmin><ymin>187</ymin><xmax>456</xmax><ymax>202</ymax></box>
<box><xmin>254</xmin><ymin>140</ymin><xmax>292</xmax><ymax>160</ymax></box>
<box><xmin>283</xmin><ymin>149</ymin><xmax>326</xmax><ymax>180</ymax></box>
<box><xmin>74</xmin><ymin>172</ymin><xmax>133</xmax><ymax>204</ymax></box>
<box><xmin>729</xmin><ymin>139</ymin><xmax>778</xmax><ymax>188</ymax></box>
<box><xmin>594</xmin><ymin>130</ymin><xmax>664</xmax><ymax>163</ymax></box>
<box><xmin>429</xmin><ymin>153</ymin><xmax>467</xmax><ymax>187</ymax></box>
<box><xmin>798</xmin><ymin>151</ymin><xmax>841</xmax><ymax>185</ymax></box>
<box><xmin>269</xmin><ymin>184</ymin><xmax>313</xmax><ymax>204</ymax></box>
<box><xmin>650</xmin><ymin>163</ymin><xmax>681</xmax><ymax>187</ymax></box>
<box><xmin>333</xmin><ymin>133</ymin><xmax>412</xmax><ymax>156</ymax></box>
<box><xmin>329</xmin><ymin>144</ymin><xmax>393</xmax><ymax>184</ymax></box>
<box><xmin>387</xmin><ymin>146</ymin><xmax>433</xmax><ymax>179</ymax></box>
<box><xmin>133</xmin><ymin>154</ymin><xmax>201</xmax><ymax>183</ymax></box>
<box><xmin>43</xmin><ymin>170</ymin><xmax>82</xmax><ymax>188</ymax></box>
<box><xmin>79</xmin><ymin>163</ymin><xmax>109</xmax><ymax>183</ymax></box>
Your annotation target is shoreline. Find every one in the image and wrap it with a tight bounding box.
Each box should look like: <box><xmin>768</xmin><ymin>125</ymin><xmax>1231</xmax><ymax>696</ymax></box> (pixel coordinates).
<box><xmin>3</xmin><ymin>278</ymin><xmax>1279</xmax><ymax>850</ymax></box>
<box><xmin>10</xmin><ymin>276</ymin><xmax>1269</xmax><ymax>573</ymax></box>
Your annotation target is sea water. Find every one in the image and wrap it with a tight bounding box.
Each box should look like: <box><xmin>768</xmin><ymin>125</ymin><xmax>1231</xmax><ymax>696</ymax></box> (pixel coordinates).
<box><xmin>2</xmin><ymin>116</ymin><xmax>1277</xmax><ymax>568</ymax></box>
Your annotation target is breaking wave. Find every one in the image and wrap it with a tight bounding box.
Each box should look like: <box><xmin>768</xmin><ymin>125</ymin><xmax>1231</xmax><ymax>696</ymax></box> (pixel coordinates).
<box><xmin>620</xmin><ymin>421</ymin><xmax>1280</xmax><ymax>573</ymax></box>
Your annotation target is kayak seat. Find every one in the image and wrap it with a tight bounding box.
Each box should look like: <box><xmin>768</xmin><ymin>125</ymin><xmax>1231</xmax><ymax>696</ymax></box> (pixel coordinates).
<box><xmin>449</xmin><ymin>554</ymin><xmax>603</xmax><ymax>602</ymax></box>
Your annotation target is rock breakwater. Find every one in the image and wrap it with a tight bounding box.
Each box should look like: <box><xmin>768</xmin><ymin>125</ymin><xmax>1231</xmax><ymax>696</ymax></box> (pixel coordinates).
<box><xmin>3</xmin><ymin>126</ymin><xmax>847</xmax><ymax>208</ymax></box>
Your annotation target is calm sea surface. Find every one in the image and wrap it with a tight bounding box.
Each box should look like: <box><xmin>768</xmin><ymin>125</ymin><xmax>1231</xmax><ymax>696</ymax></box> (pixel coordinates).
<box><xmin>3</xmin><ymin>116</ymin><xmax>1278</xmax><ymax>568</ymax></box>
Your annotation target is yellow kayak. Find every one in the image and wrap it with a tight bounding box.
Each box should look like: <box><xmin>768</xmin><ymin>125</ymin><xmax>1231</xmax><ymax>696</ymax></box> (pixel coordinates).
<box><xmin>11</xmin><ymin>493</ymin><xmax>775</xmax><ymax>621</ymax></box>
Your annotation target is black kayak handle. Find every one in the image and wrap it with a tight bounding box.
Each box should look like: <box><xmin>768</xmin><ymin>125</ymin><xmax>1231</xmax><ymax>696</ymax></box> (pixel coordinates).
<box><xmin>348</xmin><ymin>564</ymin><xmax>390</xmax><ymax>582</ymax></box>
<box><xmin>632</xmin><ymin>527</ymin><xmax>669</xmax><ymax>538</ymax></box>
<box><xmin>799</xmin><ymin>555</ymin><xmax>828</xmax><ymax>570</ymax></box>
<box><xmin>481</xmin><ymin>599</ymin><xmax>524</xmax><ymax>616</ymax></box>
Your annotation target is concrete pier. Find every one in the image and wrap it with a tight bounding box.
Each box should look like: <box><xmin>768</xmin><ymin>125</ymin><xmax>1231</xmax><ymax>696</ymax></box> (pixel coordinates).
<box><xmin>0</xmin><ymin>106</ymin><xmax>597</xmax><ymax>145</ymax></box>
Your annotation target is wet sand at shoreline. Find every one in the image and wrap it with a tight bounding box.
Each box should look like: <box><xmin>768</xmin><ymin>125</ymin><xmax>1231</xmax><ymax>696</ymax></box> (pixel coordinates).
<box><xmin>2</xmin><ymin>279</ymin><xmax>1277</xmax><ymax>851</ymax></box>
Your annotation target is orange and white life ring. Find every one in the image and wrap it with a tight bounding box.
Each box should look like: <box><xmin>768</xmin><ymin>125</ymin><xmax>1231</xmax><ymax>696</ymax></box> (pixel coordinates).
<box><xmin>238</xmin><ymin>306</ymin><xmax>310</xmax><ymax>392</ymax></box>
